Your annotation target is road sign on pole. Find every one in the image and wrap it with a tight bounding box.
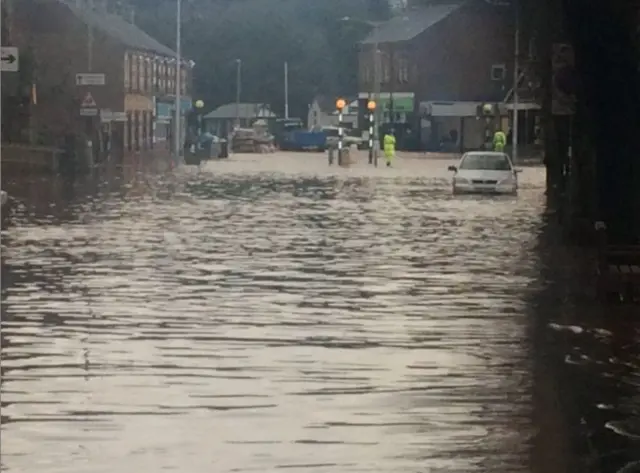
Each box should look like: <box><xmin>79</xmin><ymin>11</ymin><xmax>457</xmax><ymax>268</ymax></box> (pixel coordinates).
<box><xmin>80</xmin><ymin>91</ymin><xmax>98</xmax><ymax>116</ymax></box>
<box><xmin>81</xmin><ymin>92</ymin><xmax>97</xmax><ymax>108</ymax></box>
<box><xmin>1</xmin><ymin>47</ymin><xmax>19</xmax><ymax>72</ymax></box>
<box><xmin>76</xmin><ymin>73</ymin><xmax>106</xmax><ymax>86</ymax></box>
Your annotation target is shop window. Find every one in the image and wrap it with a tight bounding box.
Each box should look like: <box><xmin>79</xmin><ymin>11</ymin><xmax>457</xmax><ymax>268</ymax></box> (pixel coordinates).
<box><xmin>134</xmin><ymin>111</ymin><xmax>140</xmax><ymax>151</ymax></box>
<box><xmin>142</xmin><ymin>111</ymin><xmax>148</xmax><ymax>150</ymax></box>
<box><xmin>125</xmin><ymin>112</ymin><xmax>132</xmax><ymax>151</ymax></box>
<box><xmin>149</xmin><ymin>112</ymin><xmax>155</xmax><ymax>149</ymax></box>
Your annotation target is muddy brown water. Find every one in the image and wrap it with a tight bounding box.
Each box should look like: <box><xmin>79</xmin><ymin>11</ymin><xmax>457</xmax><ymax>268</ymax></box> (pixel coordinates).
<box><xmin>1</xmin><ymin>154</ymin><xmax>637</xmax><ymax>473</ymax></box>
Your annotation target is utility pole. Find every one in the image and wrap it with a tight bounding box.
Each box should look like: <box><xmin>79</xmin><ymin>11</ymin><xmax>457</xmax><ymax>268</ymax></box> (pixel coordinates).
<box><xmin>87</xmin><ymin>0</ymin><xmax>93</xmax><ymax>72</ymax></box>
<box><xmin>512</xmin><ymin>0</ymin><xmax>520</xmax><ymax>164</ymax></box>
<box><xmin>174</xmin><ymin>0</ymin><xmax>182</xmax><ymax>164</ymax></box>
<box><xmin>235</xmin><ymin>59</ymin><xmax>242</xmax><ymax>128</ymax></box>
<box><xmin>85</xmin><ymin>0</ymin><xmax>95</xmax><ymax>165</ymax></box>
<box><xmin>373</xmin><ymin>45</ymin><xmax>381</xmax><ymax>166</ymax></box>
<box><xmin>284</xmin><ymin>61</ymin><xmax>289</xmax><ymax>119</ymax></box>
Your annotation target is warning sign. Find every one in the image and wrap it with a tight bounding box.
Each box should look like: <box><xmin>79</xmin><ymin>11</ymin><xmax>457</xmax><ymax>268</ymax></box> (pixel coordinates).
<box><xmin>81</xmin><ymin>91</ymin><xmax>97</xmax><ymax>108</ymax></box>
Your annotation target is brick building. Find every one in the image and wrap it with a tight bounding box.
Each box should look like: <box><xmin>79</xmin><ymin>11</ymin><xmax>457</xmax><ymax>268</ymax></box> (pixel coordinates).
<box><xmin>5</xmin><ymin>0</ymin><xmax>193</xmax><ymax>166</ymax></box>
<box><xmin>358</xmin><ymin>0</ymin><xmax>539</xmax><ymax>151</ymax></box>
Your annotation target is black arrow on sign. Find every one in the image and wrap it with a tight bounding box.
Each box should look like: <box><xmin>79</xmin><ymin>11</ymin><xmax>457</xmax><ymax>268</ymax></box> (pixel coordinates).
<box><xmin>1</xmin><ymin>54</ymin><xmax>16</xmax><ymax>64</ymax></box>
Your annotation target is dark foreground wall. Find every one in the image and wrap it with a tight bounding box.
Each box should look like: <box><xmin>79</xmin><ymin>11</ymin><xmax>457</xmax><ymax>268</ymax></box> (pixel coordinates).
<box><xmin>563</xmin><ymin>0</ymin><xmax>640</xmax><ymax>243</ymax></box>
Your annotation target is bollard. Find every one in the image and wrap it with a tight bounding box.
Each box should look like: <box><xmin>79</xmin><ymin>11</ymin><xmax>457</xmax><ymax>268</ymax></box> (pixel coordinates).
<box><xmin>328</xmin><ymin>147</ymin><xmax>335</xmax><ymax>165</ymax></box>
<box><xmin>339</xmin><ymin>147</ymin><xmax>351</xmax><ymax>167</ymax></box>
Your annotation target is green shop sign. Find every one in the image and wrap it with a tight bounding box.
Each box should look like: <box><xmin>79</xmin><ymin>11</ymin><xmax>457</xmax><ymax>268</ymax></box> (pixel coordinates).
<box><xmin>377</xmin><ymin>97</ymin><xmax>414</xmax><ymax>113</ymax></box>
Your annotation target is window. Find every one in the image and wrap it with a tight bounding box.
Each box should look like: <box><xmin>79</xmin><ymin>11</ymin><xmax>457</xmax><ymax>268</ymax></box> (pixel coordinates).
<box><xmin>131</xmin><ymin>54</ymin><xmax>138</xmax><ymax>92</ymax></box>
<box><xmin>159</xmin><ymin>61</ymin><xmax>166</xmax><ymax>93</ymax></box>
<box><xmin>382</xmin><ymin>60</ymin><xmax>390</xmax><ymax>84</ymax></box>
<box><xmin>139</xmin><ymin>56</ymin><xmax>146</xmax><ymax>93</ymax></box>
<box><xmin>397</xmin><ymin>58</ymin><xmax>409</xmax><ymax>83</ymax></box>
<box><xmin>491</xmin><ymin>64</ymin><xmax>506</xmax><ymax>81</ymax></box>
<box><xmin>145</xmin><ymin>58</ymin><xmax>151</xmax><ymax>93</ymax></box>
<box><xmin>181</xmin><ymin>67</ymin><xmax>187</xmax><ymax>95</ymax></box>
<box><xmin>124</xmin><ymin>53</ymin><xmax>130</xmax><ymax>90</ymax></box>
<box><xmin>152</xmin><ymin>59</ymin><xmax>158</xmax><ymax>92</ymax></box>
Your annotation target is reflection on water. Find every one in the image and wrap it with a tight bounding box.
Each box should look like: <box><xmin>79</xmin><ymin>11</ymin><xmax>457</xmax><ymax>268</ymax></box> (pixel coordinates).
<box><xmin>538</xmin><ymin>218</ymin><xmax>640</xmax><ymax>473</ymax></box>
<box><xmin>0</xmin><ymin>156</ymin><xmax>636</xmax><ymax>472</ymax></box>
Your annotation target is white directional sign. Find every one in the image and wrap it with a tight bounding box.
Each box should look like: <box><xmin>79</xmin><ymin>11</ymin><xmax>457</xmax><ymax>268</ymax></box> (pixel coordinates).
<box><xmin>100</xmin><ymin>110</ymin><xmax>127</xmax><ymax>122</ymax></box>
<box><xmin>80</xmin><ymin>108</ymin><xmax>98</xmax><ymax>117</ymax></box>
<box><xmin>76</xmin><ymin>73</ymin><xmax>106</xmax><ymax>86</ymax></box>
<box><xmin>1</xmin><ymin>46</ymin><xmax>19</xmax><ymax>72</ymax></box>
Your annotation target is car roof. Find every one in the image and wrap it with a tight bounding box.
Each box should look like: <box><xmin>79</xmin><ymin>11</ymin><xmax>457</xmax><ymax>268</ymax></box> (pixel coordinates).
<box><xmin>463</xmin><ymin>152</ymin><xmax>509</xmax><ymax>157</ymax></box>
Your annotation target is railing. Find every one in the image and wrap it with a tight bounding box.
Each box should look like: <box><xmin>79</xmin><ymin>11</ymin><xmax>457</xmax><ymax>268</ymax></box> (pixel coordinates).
<box><xmin>1</xmin><ymin>143</ymin><xmax>62</xmax><ymax>176</ymax></box>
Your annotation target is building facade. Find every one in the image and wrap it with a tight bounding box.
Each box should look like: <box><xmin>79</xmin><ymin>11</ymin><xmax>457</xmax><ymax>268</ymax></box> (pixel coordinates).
<box><xmin>6</xmin><ymin>0</ymin><xmax>193</xmax><ymax>167</ymax></box>
<box><xmin>358</xmin><ymin>0</ymin><xmax>532</xmax><ymax>151</ymax></box>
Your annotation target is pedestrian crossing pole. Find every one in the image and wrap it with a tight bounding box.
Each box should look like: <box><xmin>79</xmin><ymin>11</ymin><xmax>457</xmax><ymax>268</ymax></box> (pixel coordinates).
<box><xmin>367</xmin><ymin>100</ymin><xmax>376</xmax><ymax>165</ymax></box>
<box><xmin>336</xmin><ymin>98</ymin><xmax>346</xmax><ymax>166</ymax></box>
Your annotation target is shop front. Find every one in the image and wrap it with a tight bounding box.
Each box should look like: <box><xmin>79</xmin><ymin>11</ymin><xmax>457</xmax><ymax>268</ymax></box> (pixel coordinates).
<box><xmin>357</xmin><ymin>92</ymin><xmax>417</xmax><ymax>150</ymax></box>
<box><xmin>154</xmin><ymin>97</ymin><xmax>193</xmax><ymax>152</ymax></box>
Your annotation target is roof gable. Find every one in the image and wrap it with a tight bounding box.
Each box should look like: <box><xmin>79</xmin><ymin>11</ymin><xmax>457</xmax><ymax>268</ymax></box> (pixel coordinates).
<box><xmin>61</xmin><ymin>0</ymin><xmax>176</xmax><ymax>57</ymax></box>
<box><xmin>361</xmin><ymin>2</ymin><xmax>464</xmax><ymax>45</ymax></box>
<box><xmin>204</xmin><ymin>103</ymin><xmax>276</xmax><ymax>119</ymax></box>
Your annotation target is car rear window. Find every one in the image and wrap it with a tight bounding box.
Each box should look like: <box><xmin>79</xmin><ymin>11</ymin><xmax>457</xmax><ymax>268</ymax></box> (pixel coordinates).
<box><xmin>460</xmin><ymin>154</ymin><xmax>512</xmax><ymax>171</ymax></box>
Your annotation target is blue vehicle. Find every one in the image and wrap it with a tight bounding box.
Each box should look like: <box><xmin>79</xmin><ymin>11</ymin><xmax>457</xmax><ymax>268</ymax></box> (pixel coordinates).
<box><xmin>273</xmin><ymin>118</ymin><xmax>327</xmax><ymax>152</ymax></box>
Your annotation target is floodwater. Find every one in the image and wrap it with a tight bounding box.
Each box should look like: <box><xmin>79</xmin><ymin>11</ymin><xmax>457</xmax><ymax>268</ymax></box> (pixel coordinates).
<box><xmin>1</xmin><ymin>154</ymin><xmax>638</xmax><ymax>473</ymax></box>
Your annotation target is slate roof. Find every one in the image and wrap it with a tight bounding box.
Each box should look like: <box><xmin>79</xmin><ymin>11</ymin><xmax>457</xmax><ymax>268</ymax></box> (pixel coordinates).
<box><xmin>204</xmin><ymin>103</ymin><xmax>276</xmax><ymax>120</ymax></box>
<box><xmin>61</xmin><ymin>0</ymin><xmax>176</xmax><ymax>57</ymax></box>
<box><xmin>360</xmin><ymin>2</ymin><xmax>464</xmax><ymax>45</ymax></box>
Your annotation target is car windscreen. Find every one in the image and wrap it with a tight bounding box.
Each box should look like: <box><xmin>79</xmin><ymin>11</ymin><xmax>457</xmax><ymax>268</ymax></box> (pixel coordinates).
<box><xmin>459</xmin><ymin>154</ymin><xmax>512</xmax><ymax>171</ymax></box>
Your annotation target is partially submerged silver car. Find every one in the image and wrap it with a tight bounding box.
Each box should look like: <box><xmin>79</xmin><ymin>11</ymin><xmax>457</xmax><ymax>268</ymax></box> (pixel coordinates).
<box><xmin>448</xmin><ymin>152</ymin><xmax>521</xmax><ymax>195</ymax></box>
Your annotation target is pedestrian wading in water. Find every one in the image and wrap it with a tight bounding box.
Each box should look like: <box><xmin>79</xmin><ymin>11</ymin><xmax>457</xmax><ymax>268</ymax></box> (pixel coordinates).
<box><xmin>383</xmin><ymin>129</ymin><xmax>396</xmax><ymax>167</ymax></box>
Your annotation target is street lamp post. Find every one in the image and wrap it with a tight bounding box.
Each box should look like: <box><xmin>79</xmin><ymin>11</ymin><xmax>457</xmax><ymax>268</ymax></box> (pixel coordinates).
<box><xmin>174</xmin><ymin>0</ymin><xmax>182</xmax><ymax>164</ymax></box>
<box><xmin>235</xmin><ymin>59</ymin><xmax>242</xmax><ymax>129</ymax></box>
<box><xmin>512</xmin><ymin>0</ymin><xmax>520</xmax><ymax>164</ymax></box>
<box><xmin>195</xmin><ymin>99</ymin><xmax>205</xmax><ymax>135</ymax></box>
<box><xmin>372</xmin><ymin>46</ymin><xmax>381</xmax><ymax>164</ymax></box>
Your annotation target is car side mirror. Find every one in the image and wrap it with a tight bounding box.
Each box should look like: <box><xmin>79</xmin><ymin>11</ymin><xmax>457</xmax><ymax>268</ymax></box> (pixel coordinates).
<box><xmin>514</xmin><ymin>168</ymin><xmax>523</xmax><ymax>173</ymax></box>
<box><xmin>448</xmin><ymin>165</ymin><xmax>457</xmax><ymax>172</ymax></box>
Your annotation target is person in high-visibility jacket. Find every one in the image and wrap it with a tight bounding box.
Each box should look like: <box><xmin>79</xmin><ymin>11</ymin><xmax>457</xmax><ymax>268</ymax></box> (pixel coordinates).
<box><xmin>493</xmin><ymin>129</ymin><xmax>507</xmax><ymax>152</ymax></box>
<box><xmin>383</xmin><ymin>130</ymin><xmax>396</xmax><ymax>167</ymax></box>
